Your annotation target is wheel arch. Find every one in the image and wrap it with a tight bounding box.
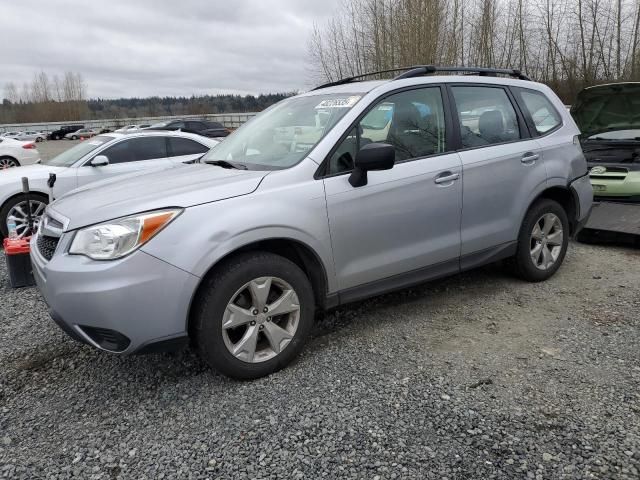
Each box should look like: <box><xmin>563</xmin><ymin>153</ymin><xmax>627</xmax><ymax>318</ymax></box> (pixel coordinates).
<box><xmin>523</xmin><ymin>185</ymin><xmax>578</xmax><ymax>235</ymax></box>
<box><xmin>187</xmin><ymin>237</ymin><xmax>330</xmax><ymax>338</ymax></box>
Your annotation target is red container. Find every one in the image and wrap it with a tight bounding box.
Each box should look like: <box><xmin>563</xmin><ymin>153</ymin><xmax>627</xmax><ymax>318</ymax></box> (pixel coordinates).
<box><xmin>3</xmin><ymin>237</ymin><xmax>35</xmax><ymax>288</ymax></box>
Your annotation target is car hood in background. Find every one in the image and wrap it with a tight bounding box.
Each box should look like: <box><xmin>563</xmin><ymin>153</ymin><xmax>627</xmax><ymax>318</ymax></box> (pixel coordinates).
<box><xmin>572</xmin><ymin>83</ymin><xmax>640</xmax><ymax>138</ymax></box>
<box><xmin>50</xmin><ymin>164</ymin><xmax>270</xmax><ymax>230</ymax></box>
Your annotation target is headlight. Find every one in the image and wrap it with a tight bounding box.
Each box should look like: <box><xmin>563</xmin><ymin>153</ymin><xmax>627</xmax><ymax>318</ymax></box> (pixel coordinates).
<box><xmin>69</xmin><ymin>209</ymin><xmax>182</xmax><ymax>260</ymax></box>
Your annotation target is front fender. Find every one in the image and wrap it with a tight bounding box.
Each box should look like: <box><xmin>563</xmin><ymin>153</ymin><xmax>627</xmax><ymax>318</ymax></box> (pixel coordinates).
<box><xmin>141</xmin><ymin>176</ymin><xmax>337</xmax><ymax>293</ymax></box>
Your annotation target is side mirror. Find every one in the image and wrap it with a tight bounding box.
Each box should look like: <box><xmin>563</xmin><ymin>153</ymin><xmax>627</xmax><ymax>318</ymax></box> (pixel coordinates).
<box><xmin>348</xmin><ymin>143</ymin><xmax>395</xmax><ymax>187</ymax></box>
<box><xmin>90</xmin><ymin>155</ymin><xmax>109</xmax><ymax>167</ymax></box>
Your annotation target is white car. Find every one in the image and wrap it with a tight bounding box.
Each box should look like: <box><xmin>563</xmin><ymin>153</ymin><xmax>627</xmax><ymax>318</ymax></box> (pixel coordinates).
<box><xmin>0</xmin><ymin>131</ymin><xmax>218</xmax><ymax>238</ymax></box>
<box><xmin>114</xmin><ymin>124</ymin><xmax>151</xmax><ymax>133</ymax></box>
<box><xmin>0</xmin><ymin>137</ymin><xmax>40</xmax><ymax>168</ymax></box>
<box><xmin>14</xmin><ymin>131</ymin><xmax>46</xmax><ymax>142</ymax></box>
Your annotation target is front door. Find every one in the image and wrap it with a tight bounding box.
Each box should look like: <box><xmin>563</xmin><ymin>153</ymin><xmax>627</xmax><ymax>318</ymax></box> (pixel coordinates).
<box><xmin>322</xmin><ymin>86</ymin><xmax>462</xmax><ymax>293</ymax></box>
<box><xmin>75</xmin><ymin>136</ymin><xmax>172</xmax><ymax>187</ymax></box>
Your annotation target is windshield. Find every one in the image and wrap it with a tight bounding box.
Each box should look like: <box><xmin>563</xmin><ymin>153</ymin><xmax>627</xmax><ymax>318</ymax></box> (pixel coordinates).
<box><xmin>572</xmin><ymin>84</ymin><xmax>640</xmax><ymax>140</ymax></box>
<box><xmin>202</xmin><ymin>93</ymin><xmax>362</xmax><ymax>170</ymax></box>
<box><xmin>150</xmin><ymin>121</ymin><xmax>171</xmax><ymax>128</ymax></box>
<box><xmin>43</xmin><ymin>136</ymin><xmax>115</xmax><ymax>166</ymax></box>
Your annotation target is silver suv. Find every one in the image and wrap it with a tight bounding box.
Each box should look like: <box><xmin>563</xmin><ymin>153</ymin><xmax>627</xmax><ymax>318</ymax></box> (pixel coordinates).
<box><xmin>31</xmin><ymin>66</ymin><xmax>593</xmax><ymax>379</ymax></box>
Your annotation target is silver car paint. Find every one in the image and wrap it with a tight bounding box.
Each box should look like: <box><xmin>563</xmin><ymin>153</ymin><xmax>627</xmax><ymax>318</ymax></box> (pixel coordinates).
<box><xmin>32</xmin><ymin>75</ymin><xmax>593</xmax><ymax>354</ymax></box>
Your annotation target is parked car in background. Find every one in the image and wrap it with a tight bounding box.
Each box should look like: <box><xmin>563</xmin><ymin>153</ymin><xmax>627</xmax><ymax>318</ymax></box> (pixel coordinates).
<box><xmin>0</xmin><ymin>131</ymin><xmax>218</xmax><ymax>238</ymax></box>
<box><xmin>1</xmin><ymin>132</ymin><xmax>21</xmax><ymax>139</ymax></box>
<box><xmin>572</xmin><ymin>83</ymin><xmax>640</xmax><ymax>201</ymax></box>
<box><xmin>64</xmin><ymin>128</ymin><xmax>100</xmax><ymax>140</ymax></box>
<box><xmin>148</xmin><ymin>119</ymin><xmax>231</xmax><ymax>138</ymax></box>
<box><xmin>30</xmin><ymin>66</ymin><xmax>593</xmax><ymax>380</ymax></box>
<box><xmin>0</xmin><ymin>137</ymin><xmax>40</xmax><ymax>168</ymax></box>
<box><xmin>114</xmin><ymin>124</ymin><xmax>152</xmax><ymax>133</ymax></box>
<box><xmin>48</xmin><ymin>125</ymin><xmax>85</xmax><ymax>140</ymax></box>
<box><xmin>15</xmin><ymin>131</ymin><xmax>46</xmax><ymax>142</ymax></box>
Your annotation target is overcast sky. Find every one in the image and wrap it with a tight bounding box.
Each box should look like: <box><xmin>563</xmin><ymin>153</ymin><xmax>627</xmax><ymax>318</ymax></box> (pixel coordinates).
<box><xmin>0</xmin><ymin>0</ymin><xmax>340</xmax><ymax>99</ymax></box>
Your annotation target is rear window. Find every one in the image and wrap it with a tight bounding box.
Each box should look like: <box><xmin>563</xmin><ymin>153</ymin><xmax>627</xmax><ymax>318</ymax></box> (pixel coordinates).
<box><xmin>514</xmin><ymin>88</ymin><xmax>562</xmax><ymax>135</ymax></box>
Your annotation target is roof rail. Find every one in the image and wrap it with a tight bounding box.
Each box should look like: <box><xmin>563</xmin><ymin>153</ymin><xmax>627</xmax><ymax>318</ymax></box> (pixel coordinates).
<box><xmin>312</xmin><ymin>65</ymin><xmax>530</xmax><ymax>91</ymax></box>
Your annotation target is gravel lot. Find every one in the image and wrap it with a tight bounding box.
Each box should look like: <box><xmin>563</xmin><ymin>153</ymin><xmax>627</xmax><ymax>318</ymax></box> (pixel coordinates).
<box><xmin>36</xmin><ymin>139</ymin><xmax>82</xmax><ymax>162</ymax></box>
<box><xmin>1</xmin><ymin>239</ymin><xmax>639</xmax><ymax>479</ymax></box>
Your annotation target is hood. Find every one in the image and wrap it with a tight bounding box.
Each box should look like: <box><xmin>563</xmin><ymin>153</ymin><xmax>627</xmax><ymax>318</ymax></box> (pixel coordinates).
<box><xmin>572</xmin><ymin>83</ymin><xmax>640</xmax><ymax>139</ymax></box>
<box><xmin>0</xmin><ymin>164</ymin><xmax>66</xmax><ymax>182</ymax></box>
<box><xmin>50</xmin><ymin>163</ymin><xmax>269</xmax><ymax>230</ymax></box>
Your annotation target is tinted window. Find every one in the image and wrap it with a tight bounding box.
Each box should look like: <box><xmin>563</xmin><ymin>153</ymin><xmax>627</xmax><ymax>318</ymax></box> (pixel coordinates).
<box><xmin>185</xmin><ymin>121</ymin><xmax>206</xmax><ymax>131</ymax></box>
<box><xmin>168</xmin><ymin>137</ymin><xmax>209</xmax><ymax>156</ymax></box>
<box><xmin>452</xmin><ymin>86</ymin><xmax>521</xmax><ymax>148</ymax></box>
<box><xmin>167</xmin><ymin>121</ymin><xmax>185</xmax><ymax>130</ymax></box>
<box><xmin>101</xmin><ymin>137</ymin><xmax>167</xmax><ymax>164</ymax></box>
<box><xmin>206</xmin><ymin>121</ymin><xmax>224</xmax><ymax>129</ymax></box>
<box><xmin>327</xmin><ymin>87</ymin><xmax>448</xmax><ymax>175</ymax></box>
<box><xmin>515</xmin><ymin>88</ymin><xmax>562</xmax><ymax>134</ymax></box>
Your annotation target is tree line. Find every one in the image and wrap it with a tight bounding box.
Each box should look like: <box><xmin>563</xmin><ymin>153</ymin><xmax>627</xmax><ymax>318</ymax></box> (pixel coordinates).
<box><xmin>309</xmin><ymin>0</ymin><xmax>640</xmax><ymax>102</ymax></box>
<box><xmin>1</xmin><ymin>71</ymin><xmax>292</xmax><ymax>125</ymax></box>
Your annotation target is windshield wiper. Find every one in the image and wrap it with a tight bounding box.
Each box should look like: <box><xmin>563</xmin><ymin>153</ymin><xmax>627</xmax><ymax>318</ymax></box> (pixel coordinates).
<box><xmin>204</xmin><ymin>160</ymin><xmax>248</xmax><ymax>170</ymax></box>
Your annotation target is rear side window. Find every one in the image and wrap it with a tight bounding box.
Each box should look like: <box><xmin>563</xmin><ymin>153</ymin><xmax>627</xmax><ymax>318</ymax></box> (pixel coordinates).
<box><xmin>168</xmin><ymin>137</ymin><xmax>209</xmax><ymax>156</ymax></box>
<box><xmin>101</xmin><ymin>137</ymin><xmax>167</xmax><ymax>164</ymax></box>
<box><xmin>451</xmin><ymin>86</ymin><xmax>522</xmax><ymax>148</ymax></box>
<box><xmin>514</xmin><ymin>88</ymin><xmax>562</xmax><ymax>135</ymax></box>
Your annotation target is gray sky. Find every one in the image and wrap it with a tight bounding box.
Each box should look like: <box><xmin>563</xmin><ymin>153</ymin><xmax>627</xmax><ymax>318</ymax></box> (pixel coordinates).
<box><xmin>0</xmin><ymin>0</ymin><xmax>339</xmax><ymax>99</ymax></box>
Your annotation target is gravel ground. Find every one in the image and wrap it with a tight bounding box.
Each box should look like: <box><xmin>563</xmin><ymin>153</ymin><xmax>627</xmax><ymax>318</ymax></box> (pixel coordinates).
<box><xmin>0</xmin><ymin>241</ymin><xmax>639</xmax><ymax>479</ymax></box>
<box><xmin>35</xmin><ymin>139</ymin><xmax>82</xmax><ymax>162</ymax></box>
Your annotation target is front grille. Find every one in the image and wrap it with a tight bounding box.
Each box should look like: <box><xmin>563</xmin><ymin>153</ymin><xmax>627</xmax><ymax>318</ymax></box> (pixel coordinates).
<box><xmin>37</xmin><ymin>234</ymin><xmax>59</xmax><ymax>261</ymax></box>
<box><xmin>590</xmin><ymin>174</ymin><xmax>627</xmax><ymax>181</ymax></box>
<box><xmin>79</xmin><ymin>326</ymin><xmax>131</xmax><ymax>352</ymax></box>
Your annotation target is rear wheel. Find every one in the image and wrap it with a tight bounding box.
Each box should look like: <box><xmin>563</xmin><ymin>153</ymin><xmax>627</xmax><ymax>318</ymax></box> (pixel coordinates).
<box><xmin>0</xmin><ymin>157</ymin><xmax>19</xmax><ymax>169</ymax></box>
<box><xmin>512</xmin><ymin>199</ymin><xmax>569</xmax><ymax>282</ymax></box>
<box><xmin>0</xmin><ymin>193</ymin><xmax>48</xmax><ymax>238</ymax></box>
<box><xmin>193</xmin><ymin>252</ymin><xmax>315</xmax><ymax>379</ymax></box>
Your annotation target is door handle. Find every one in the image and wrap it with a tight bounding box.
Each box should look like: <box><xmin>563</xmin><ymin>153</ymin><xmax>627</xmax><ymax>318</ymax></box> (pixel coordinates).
<box><xmin>521</xmin><ymin>152</ymin><xmax>539</xmax><ymax>164</ymax></box>
<box><xmin>434</xmin><ymin>172</ymin><xmax>460</xmax><ymax>185</ymax></box>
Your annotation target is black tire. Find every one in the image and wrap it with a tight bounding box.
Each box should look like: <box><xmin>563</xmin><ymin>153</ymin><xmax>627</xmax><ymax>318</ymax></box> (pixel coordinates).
<box><xmin>193</xmin><ymin>252</ymin><xmax>315</xmax><ymax>380</ymax></box>
<box><xmin>0</xmin><ymin>193</ymin><xmax>48</xmax><ymax>238</ymax></box>
<box><xmin>71</xmin><ymin>135</ymin><xmax>78</xmax><ymax>140</ymax></box>
<box><xmin>512</xmin><ymin>199</ymin><xmax>570</xmax><ymax>282</ymax></box>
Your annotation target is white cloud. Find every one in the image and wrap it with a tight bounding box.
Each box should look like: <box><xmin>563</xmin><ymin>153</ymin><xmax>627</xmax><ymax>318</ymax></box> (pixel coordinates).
<box><xmin>0</xmin><ymin>0</ymin><xmax>340</xmax><ymax>98</ymax></box>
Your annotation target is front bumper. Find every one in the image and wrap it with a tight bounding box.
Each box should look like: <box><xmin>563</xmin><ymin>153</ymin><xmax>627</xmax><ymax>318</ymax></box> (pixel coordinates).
<box><xmin>30</xmin><ymin>235</ymin><xmax>199</xmax><ymax>354</ymax></box>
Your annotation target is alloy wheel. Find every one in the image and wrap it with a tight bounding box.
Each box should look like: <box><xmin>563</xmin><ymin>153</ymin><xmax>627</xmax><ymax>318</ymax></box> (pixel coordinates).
<box><xmin>7</xmin><ymin>200</ymin><xmax>46</xmax><ymax>238</ymax></box>
<box><xmin>222</xmin><ymin>276</ymin><xmax>300</xmax><ymax>363</ymax></box>
<box><xmin>0</xmin><ymin>158</ymin><xmax>18</xmax><ymax>168</ymax></box>
<box><xmin>530</xmin><ymin>213</ymin><xmax>564</xmax><ymax>270</ymax></box>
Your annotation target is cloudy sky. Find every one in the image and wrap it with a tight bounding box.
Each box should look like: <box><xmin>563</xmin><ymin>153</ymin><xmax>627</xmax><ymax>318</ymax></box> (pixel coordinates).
<box><xmin>0</xmin><ymin>0</ymin><xmax>340</xmax><ymax>99</ymax></box>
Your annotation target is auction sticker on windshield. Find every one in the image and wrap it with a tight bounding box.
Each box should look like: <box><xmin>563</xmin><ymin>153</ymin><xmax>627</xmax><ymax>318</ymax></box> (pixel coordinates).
<box><xmin>315</xmin><ymin>96</ymin><xmax>361</xmax><ymax>109</ymax></box>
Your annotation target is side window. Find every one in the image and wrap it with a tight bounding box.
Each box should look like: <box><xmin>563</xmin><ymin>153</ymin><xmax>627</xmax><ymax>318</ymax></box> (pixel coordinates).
<box><xmin>185</xmin><ymin>121</ymin><xmax>204</xmax><ymax>131</ymax></box>
<box><xmin>100</xmin><ymin>137</ymin><xmax>167</xmax><ymax>164</ymax></box>
<box><xmin>327</xmin><ymin>87</ymin><xmax>448</xmax><ymax>175</ymax></box>
<box><xmin>515</xmin><ymin>88</ymin><xmax>562</xmax><ymax>135</ymax></box>
<box><xmin>451</xmin><ymin>86</ymin><xmax>521</xmax><ymax>148</ymax></box>
<box><xmin>168</xmin><ymin>137</ymin><xmax>209</xmax><ymax>156</ymax></box>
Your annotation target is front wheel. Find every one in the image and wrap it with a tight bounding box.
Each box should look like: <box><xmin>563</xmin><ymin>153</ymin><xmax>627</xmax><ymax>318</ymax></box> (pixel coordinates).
<box><xmin>512</xmin><ymin>199</ymin><xmax>569</xmax><ymax>282</ymax></box>
<box><xmin>0</xmin><ymin>193</ymin><xmax>48</xmax><ymax>238</ymax></box>
<box><xmin>71</xmin><ymin>135</ymin><xmax>78</xmax><ymax>140</ymax></box>
<box><xmin>193</xmin><ymin>252</ymin><xmax>315</xmax><ymax>379</ymax></box>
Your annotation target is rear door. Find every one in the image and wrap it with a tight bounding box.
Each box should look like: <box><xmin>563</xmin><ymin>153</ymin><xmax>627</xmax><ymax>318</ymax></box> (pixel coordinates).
<box><xmin>449</xmin><ymin>84</ymin><xmax>547</xmax><ymax>258</ymax></box>
<box><xmin>167</xmin><ymin>136</ymin><xmax>210</xmax><ymax>164</ymax></box>
<box><xmin>75</xmin><ymin>136</ymin><xmax>172</xmax><ymax>187</ymax></box>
